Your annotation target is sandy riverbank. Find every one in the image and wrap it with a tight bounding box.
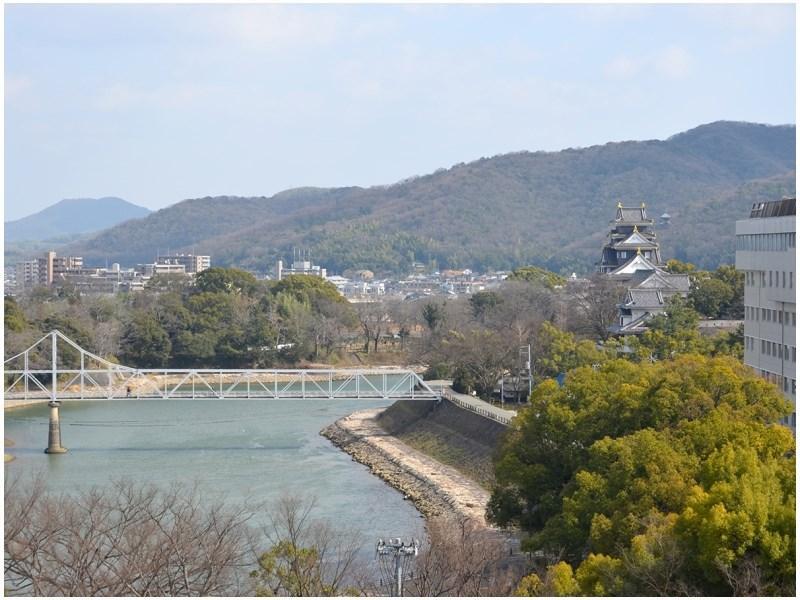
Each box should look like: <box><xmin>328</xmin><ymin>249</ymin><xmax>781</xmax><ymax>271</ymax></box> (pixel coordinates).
<box><xmin>5</xmin><ymin>437</ymin><xmax>15</xmax><ymax>463</ymax></box>
<box><xmin>321</xmin><ymin>407</ymin><xmax>491</xmax><ymax>527</ymax></box>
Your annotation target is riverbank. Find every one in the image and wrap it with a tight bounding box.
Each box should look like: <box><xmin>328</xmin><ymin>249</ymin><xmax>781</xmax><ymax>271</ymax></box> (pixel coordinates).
<box><xmin>5</xmin><ymin>437</ymin><xmax>15</xmax><ymax>463</ymax></box>
<box><xmin>321</xmin><ymin>407</ymin><xmax>492</xmax><ymax>526</ymax></box>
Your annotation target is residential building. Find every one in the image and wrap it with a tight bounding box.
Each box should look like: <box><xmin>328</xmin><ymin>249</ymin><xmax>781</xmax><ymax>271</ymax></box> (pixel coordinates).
<box><xmin>15</xmin><ymin>251</ymin><xmax>83</xmax><ymax>289</ymax></box>
<box><xmin>156</xmin><ymin>254</ymin><xmax>211</xmax><ymax>274</ymax></box>
<box><xmin>736</xmin><ymin>196</ymin><xmax>796</xmax><ymax>428</ymax></box>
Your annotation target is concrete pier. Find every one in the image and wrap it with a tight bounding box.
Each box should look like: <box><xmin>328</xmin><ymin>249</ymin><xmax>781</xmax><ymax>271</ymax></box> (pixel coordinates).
<box><xmin>44</xmin><ymin>400</ymin><xmax>67</xmax><ymax>454</ymax></box>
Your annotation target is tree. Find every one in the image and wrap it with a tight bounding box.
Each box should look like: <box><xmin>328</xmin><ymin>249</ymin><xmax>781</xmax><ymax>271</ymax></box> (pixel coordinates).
<box><xmin>665</xmin><ymin>259</ymin><xmax>696</xmax><ymax>274</ymax></box>
<box><xmin>469</xmin><ymin>290</ymin><xmax>502</xmax><ymax>323</ymax></box>
<box><xmin>437</xmin><ymin>328</ymin><xmax>513</xmax><ymax>397</ymax></box>
<box><xmin>568</xmin><ymin>275</ymin><xmax>625</xmax><ymax>341</ymax></box>
<box><xmin>4</xmin><ymin>476</ymin><xmax>259</xmax><ymax>596</ymax></box>
<box><xmin>269</xmin><ymin>274</ymin><xmax>347</xmax><ymax>309</ymax></box>
<box><xmin>195</xmin><ymin>267</ymin><xmax>259</xmax><ymax>295</ymax></box>
<box><xmin>489</xmin><ymin>354</ymin><xmax>791</xmax><ymax>534</ymax></box>
<box><xmin>250</xmin><ymin>495</ymin><xmax>360</xmax><ymax>597</ymax></box>
<box><xmin>356</xmin><ymin>302</ymin><xmax>391</xmax><ymax>354</ymax></box>
<box><xmin>690</xmin><ymin>277</ymin><xmax>734</xmax><ymax>319</ymax></box>
<box><xmin>407</xmin><ymin>517</ymin><xmax>515</xmax><ymax>597</ymax></box>
<box><xmin>492</xmin><ymin>355</ymin><xmax>794</xmax><ymax>596</ymax></box>
<box><xmin>506</xmin><ymin>265</ymin><xmax>566</xmax><ymax>289</ymax></box>
<box><xmin>4</xmin><ymin>296</ymin><xmax>27</xmax><ymax>332</ymax></box>
<box><xmin>120</xmin><ymin>312</ymin><xmax>172</xmax><ymax>367</ymax></box>
<box><xmin>421</xmin><ymin>301</ymin><xmax>447</xmax><ymax>334</ymax></box>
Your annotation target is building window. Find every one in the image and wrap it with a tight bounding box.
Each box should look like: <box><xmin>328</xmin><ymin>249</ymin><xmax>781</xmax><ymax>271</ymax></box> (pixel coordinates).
<box><xmin>783</xmin><ymin>272</ymin><xmax>786</xmax><ymax>287</ymax></box>
<box><xmin>791</xmin><ymin>272</ymin><xmax>794</xmax><ymax>289</ymax></box>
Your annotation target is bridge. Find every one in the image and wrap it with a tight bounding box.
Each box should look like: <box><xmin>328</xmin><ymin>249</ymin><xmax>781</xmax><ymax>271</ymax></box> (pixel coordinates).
<box><xmin>4</xmin><ymin>331</ymin><xmax>441</xmax><ymax>402</ymax></box>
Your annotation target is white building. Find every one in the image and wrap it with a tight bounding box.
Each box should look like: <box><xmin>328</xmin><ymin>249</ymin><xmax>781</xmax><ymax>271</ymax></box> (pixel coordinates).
<box><xmin>157</xmin><ymin>254</ymin><xmax>211</xmax><ymax>274</ymax></box>
<box><xmin>736</xmin><ymin>197</ymin><xmax>796</xmax><ymax>429</ymax></box>
<box><xmin>276</xmin><ymin>259</ymin><xmax>326</xmax><ymax>280</ymax></box>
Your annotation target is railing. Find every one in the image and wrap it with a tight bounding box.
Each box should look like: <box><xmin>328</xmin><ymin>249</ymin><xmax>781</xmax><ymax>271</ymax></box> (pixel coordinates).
<box><xmin>4</xmin><ymin>331</ymin><xmax>441</xmax><ymax>402</ymax></box>
<box><xmin>441</xmin><ymin>389</ymin><xmax>512</xmax><ymax>426</ymax></box>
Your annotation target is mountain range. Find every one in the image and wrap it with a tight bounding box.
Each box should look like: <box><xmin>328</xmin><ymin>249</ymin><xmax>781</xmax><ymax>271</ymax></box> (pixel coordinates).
<box><xmin>31</xmin><ymin>121</ymin><xmax>800</xmax><ymax>275</ymax></box>
<box><xmin>5</xmin><ymin>197</ymin><xmax>151</xmax><ymax>243</ymax></box>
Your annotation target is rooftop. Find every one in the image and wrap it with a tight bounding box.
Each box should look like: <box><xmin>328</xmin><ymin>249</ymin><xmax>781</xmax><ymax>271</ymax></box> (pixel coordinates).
<box><xmin>749</xmin><ymin>197</ymin><xmax>795</xmax><ymax>219</ymax></box>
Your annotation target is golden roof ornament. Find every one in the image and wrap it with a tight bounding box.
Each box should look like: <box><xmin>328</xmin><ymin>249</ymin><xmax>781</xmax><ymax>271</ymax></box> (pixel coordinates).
<box><xmin>641</xmin><ymin>202</ymin><xmax>646</xmax><ymax>208</ymax></box>
<box><xmin>633</xmin><ymin>225</ymin><xmax>639</xmax><ymax>233</ymax></box>
<box><xmin>617</xmin><ymin>201</ymin><xmax>623</xmax><ymax>208</ymax></box>
<box><xmin>636</xmin><ymin>247</ymin><xmax>642</xmax><ymax>255</ymax></box>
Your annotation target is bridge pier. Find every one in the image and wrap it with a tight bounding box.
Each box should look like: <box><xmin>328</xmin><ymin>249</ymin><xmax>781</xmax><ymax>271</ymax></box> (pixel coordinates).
<box><xmin>44</xmin><ymin>400</ymin><xmax>67</xmax><ymax>454</ymax></box>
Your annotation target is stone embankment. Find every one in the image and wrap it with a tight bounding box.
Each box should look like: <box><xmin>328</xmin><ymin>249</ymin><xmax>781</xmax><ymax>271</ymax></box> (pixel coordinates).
<box><xmin>322</xmin><ymin>406</ymin><xmax>495</xmax><ymax>526</ymax></box>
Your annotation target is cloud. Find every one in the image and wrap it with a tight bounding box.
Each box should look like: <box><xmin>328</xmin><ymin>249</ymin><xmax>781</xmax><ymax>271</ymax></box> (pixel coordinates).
<box><xmin>604</xmin><ymin>55</ymin><xmax>644</xmax><ymax>79</ymax></box>
<box><xmin>93</xmin><ymin>82</ymin><xmax>221</xmax><ymax>111</ymax></box>
<box><xmin>5</xmin><ymin>75</ymin><xmax>33</xmax><ymax>100</ymax></box>
<box><xmin>210</xmin><ymin>5</ymin><xmax>345</xmax><ymax>51</ymax></box>
<box><xmin>604</xmin><ymin>46</ymin><xmax>693</xmax><ymax>81</ymax></box>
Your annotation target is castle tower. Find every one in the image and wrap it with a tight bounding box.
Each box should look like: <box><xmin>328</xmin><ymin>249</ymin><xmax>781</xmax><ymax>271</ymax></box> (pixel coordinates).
<box><xmin>598</xmin><ymin>202</ymin><xmax>662</xmax><ymax>276</ymax></box>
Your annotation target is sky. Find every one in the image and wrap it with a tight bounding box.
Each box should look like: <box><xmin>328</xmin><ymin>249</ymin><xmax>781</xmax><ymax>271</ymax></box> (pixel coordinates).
<box><xmin>4</xmin><ymin>2</ymin><xmax>796</xmax><ymax>221</ymax></box>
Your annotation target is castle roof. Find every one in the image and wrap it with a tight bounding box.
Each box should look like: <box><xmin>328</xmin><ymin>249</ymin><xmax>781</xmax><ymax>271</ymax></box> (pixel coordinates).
<box><xmin>635</xmin><ymin>271</ymin><xmax>690</xmax><ymax>293</ymax></box>
<box><xmin>614</xmin><ymin>204</ymin><xmax>653</xmax><ymax>224</ymax></box>
<box><xmin>613</xmin><ymin>230</ymin><xmax>658</xmax><ymax>249</ymax></box>
<box><xmin>622</xmin><ymin>288</ymin><xmax>665</xmax><ymax>309</ymax></box>
<box><xmin>609</xmin><ymin>253</ymin><xmax>661</xmax><ymax>276</ymax></box>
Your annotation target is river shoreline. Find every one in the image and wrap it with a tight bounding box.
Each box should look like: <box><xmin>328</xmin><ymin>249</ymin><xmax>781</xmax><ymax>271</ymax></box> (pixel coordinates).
<box><xmin>321</xmin><ymin>407</ymin><xmax>492</xmax><ymax>527</ymax></box>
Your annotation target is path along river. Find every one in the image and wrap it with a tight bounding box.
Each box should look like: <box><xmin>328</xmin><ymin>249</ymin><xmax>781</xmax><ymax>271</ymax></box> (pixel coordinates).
<box><xmin>4</xmin><ymin>397</ymin><xmax>426</xmax><ymax>555</ymax></box>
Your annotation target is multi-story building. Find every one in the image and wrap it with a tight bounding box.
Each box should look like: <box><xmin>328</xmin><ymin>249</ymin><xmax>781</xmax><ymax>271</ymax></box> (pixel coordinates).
<box><xmin>15</xmin><ymin>251</ymin><xmax>83</xmax><ymax>289</ymax></box>
<box><xmin>276</xmin><ymin>259</ymin><xmax>327</xmax><ymax>280</ymax></box>
<box><xmin>599</xmin><ymin>203</ymin><xmax>689</xmax><ymax>335</ymax></box>
<box><xmin>736</xmin><ymin>197</ymin><xmax>796</xmax><ymax>428</ymax></box>
<box><xmin>14</xmin><ymin>260</ymin><xmax>40</xmax><ymax>289</ymax></box>
<box><xmin>598</xmin><ymin>203</ymin><xmax>662</xmax><ymax>274</ymax></box>
<box><xmin>156</xmin><ymin>254</ymin><xmax>211</xmax><ymax>274</ymax></box>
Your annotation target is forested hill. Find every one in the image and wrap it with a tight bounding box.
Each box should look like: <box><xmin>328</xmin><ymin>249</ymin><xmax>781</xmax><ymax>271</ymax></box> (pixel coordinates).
<box><xmin>66</xmin><ymin>121</ymin><xmax>795</xmax><ymax>275</ymax></box>
<box><xmin>5</xmin><ymin>197</ymin><xmax>151</xmax><ymax>242</ymax></box>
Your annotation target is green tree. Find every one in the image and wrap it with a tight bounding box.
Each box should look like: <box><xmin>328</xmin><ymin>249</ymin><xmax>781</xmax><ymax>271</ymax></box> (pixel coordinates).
<box><xmin>421</xmin><ymin>301</ymin><xmax>446</xmax><ymax>334</ymax></box>
<box><xmin>469</xmin><ymin>290</ymin><xmax>502</xmax><ymax>322</ymax></box>
<box><xmin>4</xmin><ymin>297</ymin><xmax>27</xmax><ymax>332</ymax></box>
<box><xmin>690</xmin><ymin>277</ymin><xmax>734</xmax><ymax>318</ymax></box>
<box><xmin>506</xmin><ymin>265</ymin><xmax>566</xmax><ymax>289</ymax></box>
<box><xmin>120</xmin><ymin>312</ymin><xmax>172</xmax><ymax>367</ymax></box>
<box><xmin>195</xmin><ymin>267</ymin><xmax>259</xmax><ymax>295</ymax></box>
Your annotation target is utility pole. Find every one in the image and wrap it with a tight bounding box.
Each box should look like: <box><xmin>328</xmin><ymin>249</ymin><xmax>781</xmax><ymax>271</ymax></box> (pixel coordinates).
<box><xmin>376</xmin><ymin>537</ymin><xmax>418</xmax><ymax>596</ymax></box>
<box><xmin>520</xmin><ymin>344</ymin><xmax>532</xmax><ymax>400</ymax></box>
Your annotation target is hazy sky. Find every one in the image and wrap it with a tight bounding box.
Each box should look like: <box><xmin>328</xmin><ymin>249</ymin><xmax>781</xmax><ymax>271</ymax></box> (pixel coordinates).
<box><xmin>4</xmin><ymin>3</ymin><xmax>796</xmax><ymax>220</ymax></box>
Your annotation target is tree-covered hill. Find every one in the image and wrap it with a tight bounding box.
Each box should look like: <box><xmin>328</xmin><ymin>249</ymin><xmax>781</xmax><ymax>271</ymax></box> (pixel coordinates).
<box><xmin>65</xmin><ymin>121</ymin><xmax>795</xmax><ymax>275</ymax></box>
<box><xmin>5</xmin><ymin>197</ymin><xmax>151</xmax><ymax>242</ymax></box>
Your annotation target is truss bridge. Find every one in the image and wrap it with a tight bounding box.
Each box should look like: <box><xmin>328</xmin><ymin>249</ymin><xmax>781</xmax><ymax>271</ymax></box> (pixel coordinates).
<box><xmin>4</xmin><ymin>331</ymin><xmax>441</xmax><ymax>402</ymax></box>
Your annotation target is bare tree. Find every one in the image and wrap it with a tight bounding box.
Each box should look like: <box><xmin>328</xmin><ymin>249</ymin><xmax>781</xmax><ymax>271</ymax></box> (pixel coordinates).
<box><xmin>250</xmin><ymin>495</ymin><xmax>362</xmax><ymax>596</ymax></box>
<box><xmin>408</xmin><ymin>517</ymin><xmax>517</xmax><ymax>597</ymax></box>
<box><xmin>4</xmin><ymin>474</ymin><xmax>259</xmax><ymax>596</ymax></box>
<box><xmin>567</xmin><ymin>275</ymin><xmax>625</xmax><ymax>341</ymax></box>
<box><xmin>355</xmin><ymin>302</ymin><xmax>391</xmax><ymax>354</ymax></box>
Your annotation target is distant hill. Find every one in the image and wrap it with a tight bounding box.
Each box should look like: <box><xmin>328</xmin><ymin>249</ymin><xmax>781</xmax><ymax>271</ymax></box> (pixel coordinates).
<box><xmin>65</xmin><ymin>121</ymin><xmax>795</xmax><ymax>274</ymax></box>
<box><xmin>5</xmin><ymin>197</ymin><xmax>151</xmax><ymax>243</ymax></box>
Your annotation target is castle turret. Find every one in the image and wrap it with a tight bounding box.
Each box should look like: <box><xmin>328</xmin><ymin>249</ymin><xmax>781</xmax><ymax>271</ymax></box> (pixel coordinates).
<box><xmin>598</xmin><ymin>202</ymin><xmax>662</xmax><ymax>277</ymax></box>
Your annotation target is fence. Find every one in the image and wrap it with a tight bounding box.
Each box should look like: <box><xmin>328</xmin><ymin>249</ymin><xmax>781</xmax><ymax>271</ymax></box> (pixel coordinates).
<box><xmin>440</xmin><ymin>388</ymin><xmax>512</xmax><ymax>426</ymax></box>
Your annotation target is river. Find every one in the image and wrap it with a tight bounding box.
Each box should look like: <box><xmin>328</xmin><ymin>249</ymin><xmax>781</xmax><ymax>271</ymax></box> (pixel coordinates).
<box><xmin>4</xmin><ymin>398</ymin><xmax>425</xmax><ymax>553</ymax></box>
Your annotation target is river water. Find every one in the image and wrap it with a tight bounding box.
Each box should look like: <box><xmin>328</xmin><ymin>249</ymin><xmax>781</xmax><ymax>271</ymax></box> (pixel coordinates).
<box><xmin>4</xmin><ymin>398</ymin><xmax>425</xmax><ymax>554</ymax></box>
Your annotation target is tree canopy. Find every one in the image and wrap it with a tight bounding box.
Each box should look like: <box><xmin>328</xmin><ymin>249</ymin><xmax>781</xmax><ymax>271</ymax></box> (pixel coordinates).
<box><xmin>492</xmin><ymin>354</ymin><xmax>794</xmax><ymax>596</ymax></box>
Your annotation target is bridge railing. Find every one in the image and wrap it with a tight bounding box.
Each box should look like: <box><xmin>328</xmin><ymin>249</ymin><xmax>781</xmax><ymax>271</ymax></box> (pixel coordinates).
<box><xmin>441</xmin><ymin>389</ymin><xmax>512</xmax><ymax>426</ymax></box>
<box><xmin>4</xmin><ymin>331</ymin><xmax>441</xmax><ymax>402</ymax></box>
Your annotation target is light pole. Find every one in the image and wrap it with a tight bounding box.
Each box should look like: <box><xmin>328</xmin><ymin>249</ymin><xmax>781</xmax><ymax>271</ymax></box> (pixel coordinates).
<box><xmin>376</xmin><ymin>537</ymin><xmax>419</xmax><ymax>596</ymax></box>
<box><xmin>520</xmin><ymin>344</ymin><xmax>532</xmax><ymax>400</ymax></box>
